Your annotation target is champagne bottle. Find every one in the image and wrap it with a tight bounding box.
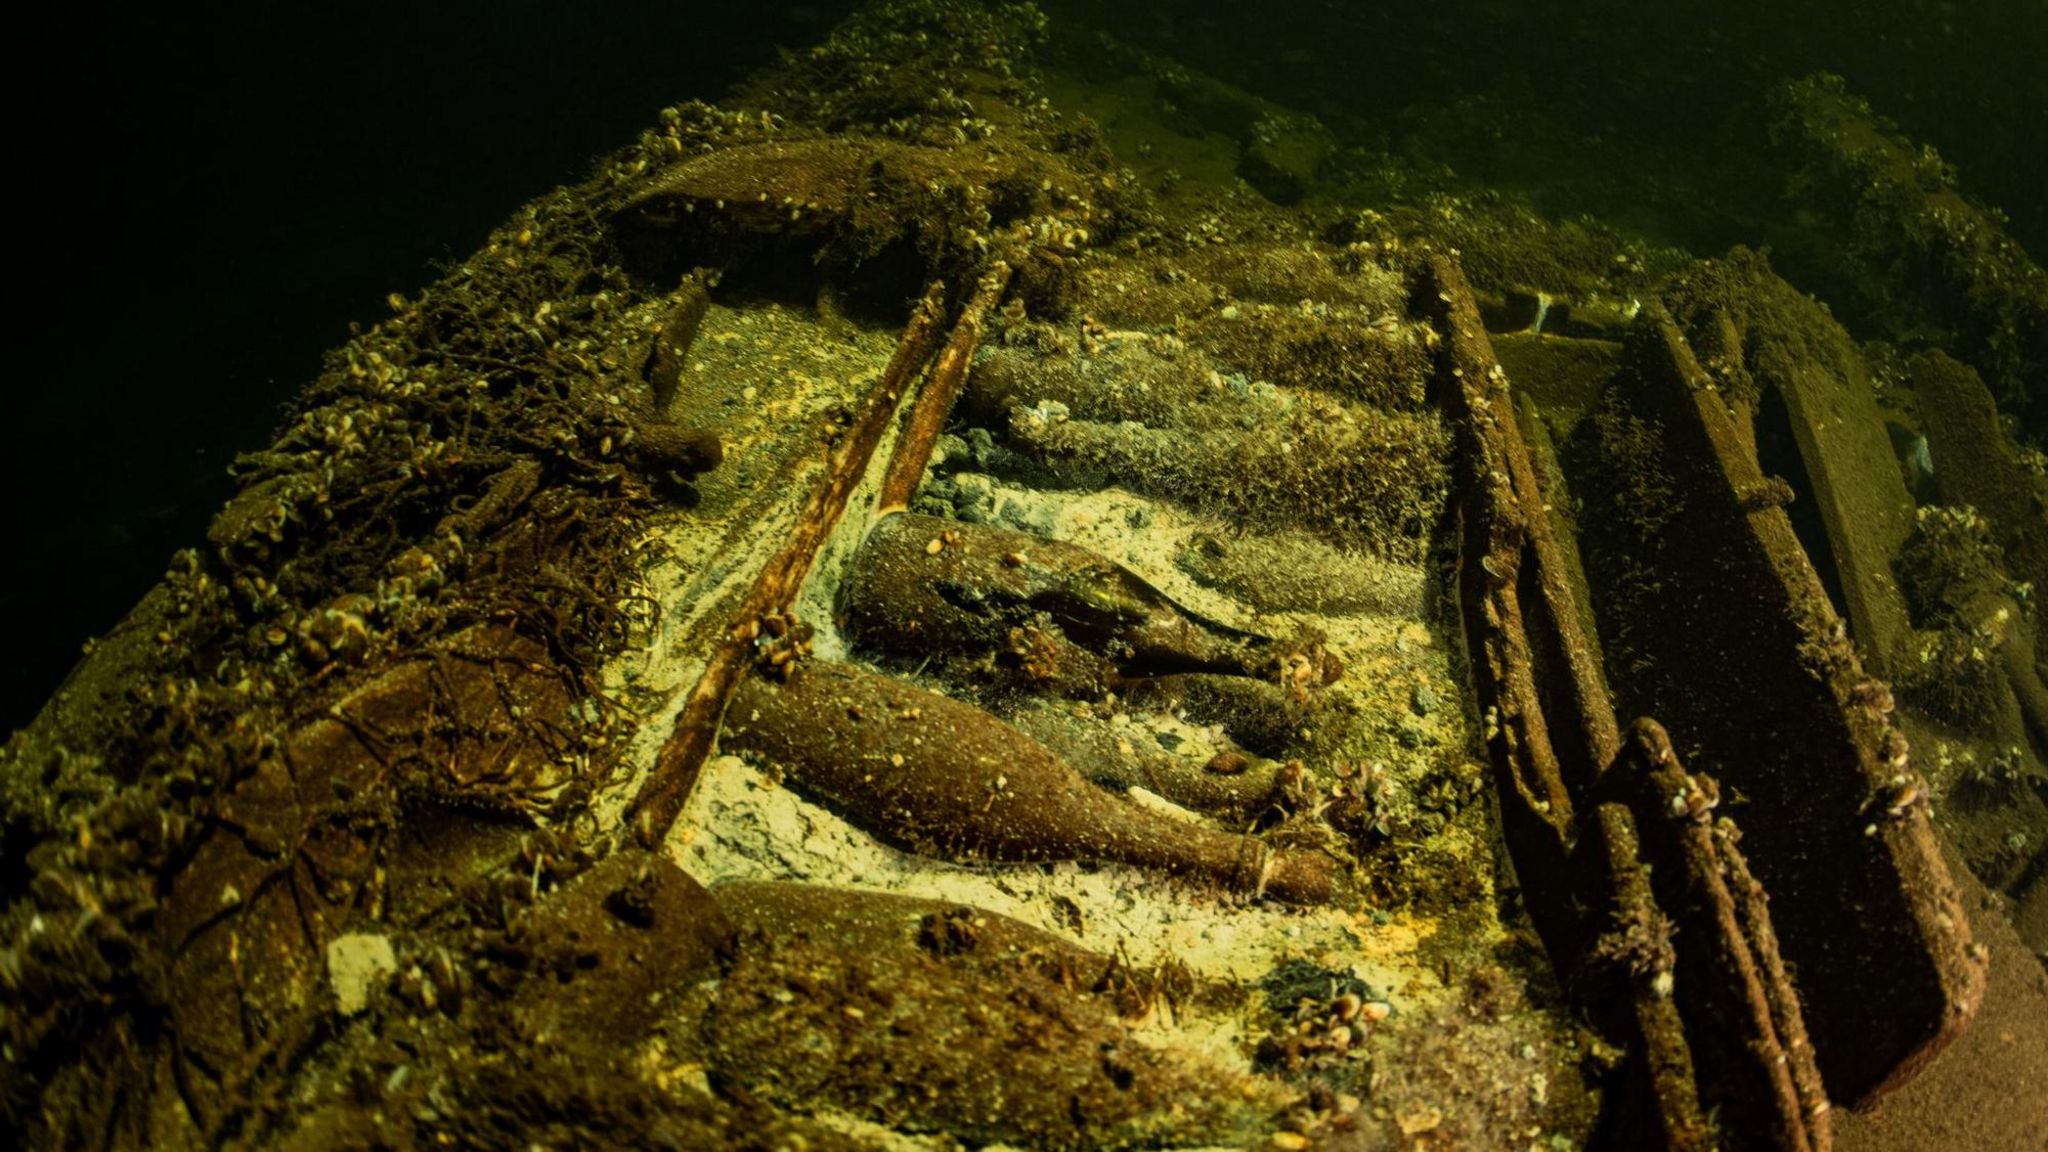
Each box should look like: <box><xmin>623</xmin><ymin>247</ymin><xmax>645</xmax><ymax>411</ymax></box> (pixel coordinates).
<box><xmin>841</xmin><ymin>512</ymin><xmax>1271</xmax><ymax>683</ymax></box>
<box><xmin>706</xmin><ymin>880</ymin><xmax>1281</xmax><ymax>1149</ymax></box>
<box><xmin>1003</xmin><ymin>696</ymin><xmax>1292</xmax><ymax>824</ymax></box>
<box><xmin>724</xmin><ymin>659</ymin><xmax>1336</xmax><ymax>904</ymax></box>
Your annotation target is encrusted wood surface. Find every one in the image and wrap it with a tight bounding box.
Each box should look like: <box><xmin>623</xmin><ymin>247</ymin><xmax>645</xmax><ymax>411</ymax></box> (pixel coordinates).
<box><xmin>625</xmin><ymin>282</ymin><xmax>950</xmax><ymax>844</ymax></box>
<box><xmin>1427</xmin><ymin>251</ymin><xmax>1836</xmax><ymax>1149</ymax></box>
<box><xmin>1620</xmin><ymin>306</ymin><xmax>1984</xmax><ymax>1105</ymax></box>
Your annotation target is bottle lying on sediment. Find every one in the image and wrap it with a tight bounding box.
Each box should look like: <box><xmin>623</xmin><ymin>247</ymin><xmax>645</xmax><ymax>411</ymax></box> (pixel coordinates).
<box><xmin>839</xmin><ymin>512</ymin><xmax>1303</xmax><ymax>691</ymax></box>
<box><xmin>839</xmin><ymin>508</ymin><xmax>1335</xmax><ymax>701</ymax></box>
<box><xmin>722</xmin><ymin>658</ymin><xmax>1337</xmax><ymax>905</ymax></box>
<box><xmin>1002</xmin><ymin>695</ymin><xmax>1292</xmax><ymax>824</ymax></box>
<box><xmin>705</xmin><ymin>880</ymin><xmax>1282</xmax><ymax>1149</ymax></box>
<box><xmin>1121</xmin><ymin>672</ymin><xmax>1318</xmax><ymax>758</ymax></box>
<box><xmin>1000</xmin><ymin>393</ymin><xmax>1448</xmax><ymax>550</ymax></box>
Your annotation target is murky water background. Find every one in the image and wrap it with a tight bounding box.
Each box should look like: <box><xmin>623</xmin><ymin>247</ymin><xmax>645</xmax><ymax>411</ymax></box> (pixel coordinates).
<box><xmin>11</xmin><ymin>0</ymin><xmax>2044</xmax><ymax>734</ymax></box>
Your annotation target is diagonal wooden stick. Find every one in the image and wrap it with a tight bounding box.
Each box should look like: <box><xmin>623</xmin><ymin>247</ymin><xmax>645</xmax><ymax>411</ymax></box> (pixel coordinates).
<box><xmin>876</xmin><ymin>262</ymin><xmax>1013</xmax><ymax>513</ymax></box>
<box><xmin>624</xmin><ymin>281</ymin><xmax>953</xmax><ymax>846</ymax></box>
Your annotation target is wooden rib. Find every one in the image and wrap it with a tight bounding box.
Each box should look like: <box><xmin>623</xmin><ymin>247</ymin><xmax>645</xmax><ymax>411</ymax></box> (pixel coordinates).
<box><xmin>1586</xmin><ymin>802</ymin><xmax>1715</xmax><ymax>1152</ymax></box>
<box><xmin>1417</xmin><ymin>252</ymin><xmax>1584</xmax><ymax>963</ymax></box>
<box><xmin>1423</xmin><ymin>252</ymin><xmax>1830</xmax><ymax>1149</ymax></box>
<box><xmin>1429</xmin><ymin>252</ymin><xmax>1707</xmax><ymax>1148</ymax></box>
<box><xmin>1616</xmin><ymin>719</ymin><xmax>1828</xmax><ymax>1152</ymax></box>
<box><xmin>876</xmin><ymin>262</ymin><xmax>1011</xmax><ymax>513</ymax></box>
<box><xmin>1717</xmin><ymin>814</ymin><xmax>1833</xmax><ymax>1141</ymax></box>
<box><xmin>1625</xmin><ymin>305</ymin><xmax>1983</xmax><ymax>1104</ymax></box>
<box><xmin>1418</xmin><ymin>253</ymin><xmax>1620</xmax><ymax>778</ymax></box>
<box><xmin>624</xmin><ymin>281</ymin><xmax>950</xmax><ymax>846</ymax></box>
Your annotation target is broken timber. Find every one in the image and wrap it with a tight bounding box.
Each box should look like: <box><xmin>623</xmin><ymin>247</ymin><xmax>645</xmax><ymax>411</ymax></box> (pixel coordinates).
<box><xmin>624</xmin><ymin>281</ymin><xmax>956</xmax><ymax>845</ymax></box>
<box><xmin>1605</xmin><ymin>305</ymin><xmax>1984</xmax><ymax>1105</ymax></box>
<box><xmin>1420</xmin><ymin>252</ymin><xmax>1836</xmax><ymax>1150</ymax></box>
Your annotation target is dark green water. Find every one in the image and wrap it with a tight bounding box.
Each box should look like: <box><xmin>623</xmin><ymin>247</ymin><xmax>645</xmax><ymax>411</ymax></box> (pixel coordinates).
<box><xmin>9</xmin><ymin>0</ymin><xmax>2044</xmax><ymax>731</ymax></box>
<box><xmin>10</xmin><ymin>1</ymin><xmax>860</xmax><ymax>730</ymax></box>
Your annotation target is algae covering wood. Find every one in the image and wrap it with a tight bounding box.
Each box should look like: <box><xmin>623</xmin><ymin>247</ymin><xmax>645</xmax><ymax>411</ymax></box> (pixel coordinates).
<box><xmin>622</xmin><ymin>280</ymin><xmax>951</xmax><ymax>846</ymax></box>
<box><xmin>1585</xmin><ymin>305</ymin><xmax>1984</xmax><ymax>1106</ymax></box>
<box><xmin>1426</xmin><ymin>251</ymin><xmax>1835</xmax><ymax>1152</ymax></box>
<box><xmin>630</xmin><ymin>227</ymin><xmax>1595</xmax><ymax>1146</ymax></box>
<box><xmin>1660</xmin><ymin>251</ymin><xmax>1921</xmax><ymax>681</ymax></box>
